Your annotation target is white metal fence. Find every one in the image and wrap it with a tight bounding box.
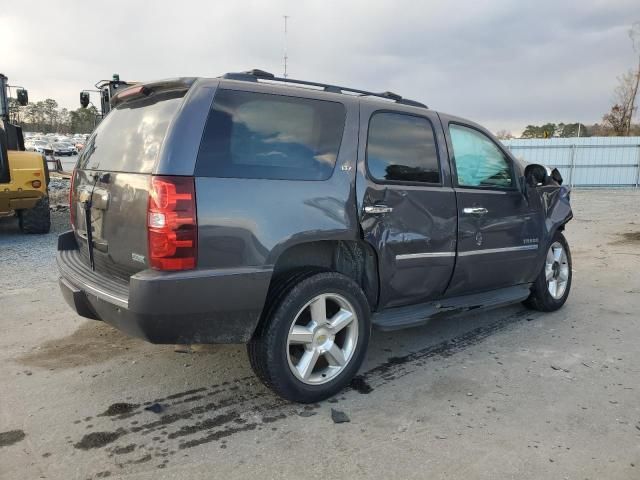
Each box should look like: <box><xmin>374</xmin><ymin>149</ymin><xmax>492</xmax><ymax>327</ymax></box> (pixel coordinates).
<box><xmin>501</xmin><ymin>137</ymin><xmax>640</xmax><ymax>187</ymax></box>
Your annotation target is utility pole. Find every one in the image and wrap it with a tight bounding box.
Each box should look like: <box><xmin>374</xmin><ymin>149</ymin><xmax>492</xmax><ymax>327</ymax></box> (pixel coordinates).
<box><xmin>283</xmin><ymin>15</ymin><xmax>289</xmax><ymax>78</ymax></box>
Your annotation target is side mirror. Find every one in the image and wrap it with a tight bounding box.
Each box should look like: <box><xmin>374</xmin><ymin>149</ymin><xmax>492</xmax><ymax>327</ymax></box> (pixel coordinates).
<box><xmin>524</xmin><ymin>164</ymin><xmax>548</xmax><ymax>186</ymax></box>
<box><xmin>16</xmin><ymin>88</ymin><xmax>28</xmax><ymax>106</ymax></box>
<box><xmin>550</xmin><ymin>168</ymin><xmax>563</xmax><ymax>185</ymax></box>
<box><xmin>80</xmin><ymin>91</ymin><xmax>90</xmax><ymax>108</ymax></box>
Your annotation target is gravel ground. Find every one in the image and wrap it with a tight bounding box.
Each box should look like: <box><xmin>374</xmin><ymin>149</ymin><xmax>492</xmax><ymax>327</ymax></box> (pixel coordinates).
<box><xmin>47</xmin><ymin>177</ymin><xmax>70</xmax><ymax>207</ymax></box>
<box><xmin>0</xmin><ymin>190</ymin><xmax>639</xmax><ymax>480</ymax></box>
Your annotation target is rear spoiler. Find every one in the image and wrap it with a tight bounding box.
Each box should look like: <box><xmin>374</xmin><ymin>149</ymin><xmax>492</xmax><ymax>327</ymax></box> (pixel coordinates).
<box><xmin>110</xmin><ymin>78</ymin><xmax>196</xmax><ymax>108</ymax></box>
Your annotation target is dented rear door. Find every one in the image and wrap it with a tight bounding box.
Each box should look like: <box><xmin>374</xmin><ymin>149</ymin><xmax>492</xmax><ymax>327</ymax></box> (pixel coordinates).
<box><xmin>357</xmin><ymin>104</ymin><xmax>457</xmax><ymax>309</ymax></box>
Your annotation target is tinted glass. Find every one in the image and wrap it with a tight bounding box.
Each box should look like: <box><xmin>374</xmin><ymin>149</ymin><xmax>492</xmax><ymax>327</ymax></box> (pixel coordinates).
<box><xmin>449</xmin><ymin>124</ymin><xmax>513</xmax><ymax>188</ymax></box>
<box><xmin>196</xmin><ymin>90</ymin><xmax>345</xmax><ymax>180</ymax></box>
<box><xmin>367</xmin><ymin>112</ymin><xmax>440</xmax><ymax>183</ymax></box>
<box><xmin>80</xmin><ymin>90</ymin><xmax>185</xmax><ymax>173</ymax></box>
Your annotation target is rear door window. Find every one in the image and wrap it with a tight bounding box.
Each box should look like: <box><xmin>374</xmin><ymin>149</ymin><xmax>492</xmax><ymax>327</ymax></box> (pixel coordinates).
<box><xmin>80</xmin><ymin>90</ymin><xmax>186</xmax><ymax>173</ymax></box>
<box><xmin>366</xmin><ymin>112</ymin><xmax>440</xmax><ymax>184</ymax></box>
<box><xmin>195</xmin><ymin>90</ymin><xmax>345</xmax><ymax>180</ymax></box>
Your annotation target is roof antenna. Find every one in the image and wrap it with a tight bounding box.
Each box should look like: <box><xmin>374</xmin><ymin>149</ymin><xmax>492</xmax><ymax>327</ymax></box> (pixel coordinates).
<box><xmin>283</xmin><ymin>14</ymin><xmax>290</xmax><ymax>78</ymax></box>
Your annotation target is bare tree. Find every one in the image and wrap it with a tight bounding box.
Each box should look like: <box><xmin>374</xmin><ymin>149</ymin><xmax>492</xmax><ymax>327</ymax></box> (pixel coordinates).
<box><xmin>604</xmin><ymin>71</ymin><xmax>638</xmax><ymax>135</ymax></box>
<box><xmin>495</xmin><ymin>129</ymin><xmax>513</xmax><ymax>140</ymax></box>
<box><xmin>627</xmin><ymin>22</ymin><xmax>640</xmax><ymax>135</ymax></box>
<box><xmin>603</xmin><ymin>22</ymin><xmax>640</xmax><ymax>136</ymax></box>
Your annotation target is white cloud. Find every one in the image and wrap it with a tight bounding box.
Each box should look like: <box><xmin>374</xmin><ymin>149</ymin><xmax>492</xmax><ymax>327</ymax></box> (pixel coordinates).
<box><xmin>2</xmin><ymin>0</ymin><xmax>638</xmax><ymax>134</ymax></box>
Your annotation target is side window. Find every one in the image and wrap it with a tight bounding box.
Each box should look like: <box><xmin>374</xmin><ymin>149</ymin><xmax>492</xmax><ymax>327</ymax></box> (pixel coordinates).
<box><xmin>195</xmin><ymin>89</ymin><xmax>345</xmax><ymax>181</ymax></box>
<box><xmin>366</xmin><ymin>112</ymin><xmax>440</xmax><ymax>184</ymax></box>
<box><xmin>449</xmin><ymin>124</ymin><xmax>513</xmax><ymax>189</ymax></box>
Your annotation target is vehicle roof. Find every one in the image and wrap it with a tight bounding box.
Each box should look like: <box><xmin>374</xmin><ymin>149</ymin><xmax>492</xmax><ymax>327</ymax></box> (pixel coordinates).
<box><xmin>129</xmin><ymin>73</ymin><xmax>489</xmax><ymax>138</ymax></box>
<box><xmin>212</xmin><ymin>76</ymin><xmax>433</xmax><ymax>115</ymax></box>
<box><xmin>213</xmin><ymin>76</ymin><xmax>494</xmax><ymax>134</ymax></box>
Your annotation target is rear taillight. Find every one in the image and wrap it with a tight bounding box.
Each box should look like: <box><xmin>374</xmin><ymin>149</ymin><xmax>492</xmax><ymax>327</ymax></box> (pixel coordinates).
<box><xmin>69</xmin><ymin>168</ymin><xmax>76</xmax><ymax>228</ymax></box>
<box><xmin>147</xmin><ymin>176</ymin><xmax>197</xmax><ymax>271</ymax></box>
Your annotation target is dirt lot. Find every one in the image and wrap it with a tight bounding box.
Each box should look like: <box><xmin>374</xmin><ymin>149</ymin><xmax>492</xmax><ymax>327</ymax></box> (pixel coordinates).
<box><xmin>1</xmin><ymin>190</ymin><xmax>639</xmax><ymax>480</ymax></box>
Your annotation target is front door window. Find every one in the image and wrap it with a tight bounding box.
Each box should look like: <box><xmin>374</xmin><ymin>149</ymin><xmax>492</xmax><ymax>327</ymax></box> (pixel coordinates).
<box><xmin>449</xmin><ymin>124</ymin><xmax>513</xmax><ymax>189</ymax></box>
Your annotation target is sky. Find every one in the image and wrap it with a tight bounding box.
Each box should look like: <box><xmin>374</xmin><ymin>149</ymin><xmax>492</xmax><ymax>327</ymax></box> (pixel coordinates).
<box><xmin>1</xmin><ymin>0</ymin><xmax>639</xmax><ymax>135</ymax></box>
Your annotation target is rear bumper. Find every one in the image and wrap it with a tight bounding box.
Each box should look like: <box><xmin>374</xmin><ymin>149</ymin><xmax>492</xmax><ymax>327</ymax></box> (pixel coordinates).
<box><xmin>57</xmin><ymin>231</ymin><xmax>273</xmax><ymax>344</ymax></box>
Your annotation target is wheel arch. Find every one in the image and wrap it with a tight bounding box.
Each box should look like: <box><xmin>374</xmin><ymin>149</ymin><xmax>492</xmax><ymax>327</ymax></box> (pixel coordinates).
<box><xmin>270</xmin><ymin>239</ymin><xmax>379</xmax><ymax>311</ymax></box>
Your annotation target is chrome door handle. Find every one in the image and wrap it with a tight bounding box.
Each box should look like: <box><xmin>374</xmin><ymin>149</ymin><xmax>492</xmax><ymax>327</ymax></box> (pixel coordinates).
<box><xmin>364</xmin><ymin>205</ymin><xmax>393</xmax><ymax>214</ymax></box>
<box><xmin>463</xmin><ymin>207</ymin><xmax>488</xmax><ymax>215</ymax></box>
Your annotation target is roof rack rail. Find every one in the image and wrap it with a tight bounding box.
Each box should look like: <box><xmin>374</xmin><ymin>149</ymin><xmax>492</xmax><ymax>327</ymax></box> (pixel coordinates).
<box><xmin>221</xmin><ymin>69</ymin><xmax>428</xmax><ymax>109</ymax></box>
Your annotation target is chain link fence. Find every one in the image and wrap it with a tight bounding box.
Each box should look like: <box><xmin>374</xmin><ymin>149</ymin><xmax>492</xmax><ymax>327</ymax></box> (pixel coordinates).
<box><xmin>501</xmin><ymin>137</ymin><xmax>640</xmax><ymax>187</ymax></box>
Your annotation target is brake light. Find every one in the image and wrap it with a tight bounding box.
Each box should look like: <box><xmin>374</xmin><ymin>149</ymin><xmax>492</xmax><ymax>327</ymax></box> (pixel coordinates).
<box><xmin>113</xmin><ymin>85</ymin><xmax>149</xmax><ymax>103</ymax></box>
<box><xmin>69</xmin><ymin>168</ymin><xmax>76</xmax><ymax>228</ymax></box>
<box><xmin>147</xmin><ymin>176</ymin><xmax>197</xmax><ymax>271</ymax></box>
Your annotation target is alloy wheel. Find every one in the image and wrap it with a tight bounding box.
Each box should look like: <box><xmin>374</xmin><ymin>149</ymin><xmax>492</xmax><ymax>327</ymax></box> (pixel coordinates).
<box><xmin>286</xmin><ymin>293</ymin><xmax>359</xmax><ymax>385</ymax></box>
<box><xmin>545</xmin><ymin>241</ymin><xmax>570</xmax><ymax>300</ymax></box>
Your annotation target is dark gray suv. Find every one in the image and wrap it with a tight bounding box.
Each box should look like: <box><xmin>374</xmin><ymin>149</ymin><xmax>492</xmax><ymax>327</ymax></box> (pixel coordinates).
<box><xmin>58</xmin><ymin>70</ymin><xmax>573</xmax><ymax>402</ymax></box>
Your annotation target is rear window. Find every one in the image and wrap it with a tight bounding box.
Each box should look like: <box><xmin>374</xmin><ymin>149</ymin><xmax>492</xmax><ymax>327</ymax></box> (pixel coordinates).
<box><xmin>195</xmin><ymin>89</ymin><xmax>345</xmax><ymax>180</ymax></box>
<box><xmin>79</xmin><ymin>90</ymin><xmax>186</xmax><ymax>173</ymax></box>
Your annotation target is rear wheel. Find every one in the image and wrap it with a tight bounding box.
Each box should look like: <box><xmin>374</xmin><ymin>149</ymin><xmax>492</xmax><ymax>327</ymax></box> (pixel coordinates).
<box><xmin>19</xmin><ymin>195</ymin><xmax>51</xmax><ymax>234</ymax></box>
<box><xmin>248</xmin><ymin>271</ymin><xmax>370</xmax><ymax>403</ymax></box>
<box><xmin>524</xmin><ymin>231</ymin><xmax>572</xmax><ymax>311</ymax></box>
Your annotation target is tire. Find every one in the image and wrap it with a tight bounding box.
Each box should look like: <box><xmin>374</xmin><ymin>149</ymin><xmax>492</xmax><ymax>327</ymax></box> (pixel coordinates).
<box><xmin>248</xmin><ymin>271</ymin><xmax>371</xmax><ymax>403</ymax></box>
<box><xmin>524</xmin><ymin>231</ymin><xmax>572</xmax><ymax>312</ymax></box>
<box><xmin>19</xmin><ymin>195</ymin><xmax>51</xmax><ymax>234</ymax></box>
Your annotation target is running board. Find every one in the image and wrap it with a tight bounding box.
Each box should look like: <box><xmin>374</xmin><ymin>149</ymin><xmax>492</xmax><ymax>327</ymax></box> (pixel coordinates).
<box><xmin>372</xmin><ymin>284</ymin><xmax>532</xmax><ymax>331</ymax></box>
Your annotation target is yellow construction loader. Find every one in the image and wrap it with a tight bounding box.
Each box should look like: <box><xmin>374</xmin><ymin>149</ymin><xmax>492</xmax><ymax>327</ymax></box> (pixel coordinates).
<box><xmin>0</xmin><ymin>74</ymin><xmax>50</xmax><ymax>233</ymax></box>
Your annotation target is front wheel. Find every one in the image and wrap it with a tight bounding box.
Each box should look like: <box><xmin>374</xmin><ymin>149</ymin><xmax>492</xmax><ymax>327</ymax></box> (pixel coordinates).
<box><xmin>248</xmin><ymin>271</ymin><xmax>371</xmax><ymax>403</ymax></box>
<box><xmin>524</xmin><ymin>231</ymin><xmax>572</xmax><ymax>311</ymax></box>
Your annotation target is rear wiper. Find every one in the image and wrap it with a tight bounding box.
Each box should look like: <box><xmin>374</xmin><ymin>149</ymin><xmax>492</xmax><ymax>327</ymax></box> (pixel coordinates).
<box><xmin>83</xmin><ymin>172</ymin><xmax>100</xmax><ymax>271</ymax></box>
<box><xmin>84</xmin><ymin>200</ymin><xmax>95</xmax><ymax>271</ymax></box>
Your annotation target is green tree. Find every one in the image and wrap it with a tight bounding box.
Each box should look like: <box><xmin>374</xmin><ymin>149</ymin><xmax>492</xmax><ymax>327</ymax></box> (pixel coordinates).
<box><xmin>521</xmin><ymin>124</ymin><xmax>557</xmax><ymax>138</ymax></box>
<box><xmin>41</xmin><ymin>99</ymin><xmax>59</xmax><ymax>133</ymax></box>
<box><xmin>8</xmin><ymin>98</ymin><xmax>22</xmax><ymax>123</ymax></box>
<box><xmin>69</xmin><ymin>106</ymin><xmax>99</xmax><ymax>134</ymax></box>
<box><xmin>521</xmin><ymin>125</ymin><xmax>541</xmax><ymax>138</ymax></box>
<box><xmin>557</xmin><ymin>123</ymin><xmax>588</xmax><ymax>137</ymax></box>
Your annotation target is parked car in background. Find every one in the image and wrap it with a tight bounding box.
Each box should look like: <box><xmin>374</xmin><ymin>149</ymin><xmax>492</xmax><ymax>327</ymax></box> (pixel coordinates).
<box><xmin>28</xmin><ymin>140</ymin><xmax>49</xmax><ymax>153</ymax></box>
<box><xmin>57</xmin><ymin>71</ymin><xmax>573</xmax><ymax>403</ymax></box>
<box><xmin>59</xmin><ymin>142</ymin><xmax>78</xmax><ymax>155</ymax></box>
<box><xmin>24</xmin><ymin>132</ymin><xmax>90</xmax><ymax>154</ymax></box>
<box><xmin>49</xmin><ymin>142</ymin><xmax>75</xmax><ymax>156</ymax></box>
